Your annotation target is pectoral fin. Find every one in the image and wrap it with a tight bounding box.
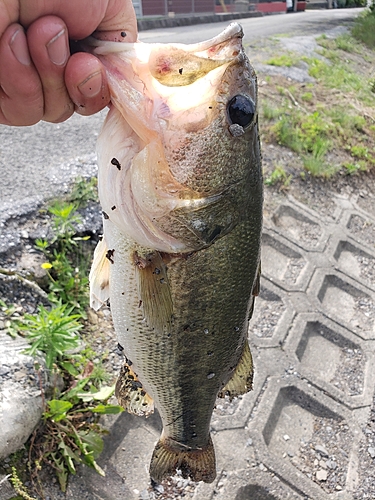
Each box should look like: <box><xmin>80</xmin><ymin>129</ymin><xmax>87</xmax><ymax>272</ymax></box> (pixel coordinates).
<box><xmin>115</xmin><ymin>362</ymin><xmax>154</xmax><ymax>417</ymax></box>
<box><xmin>218</xmin><ymin>340</ymin><xmax>253</xmax><ymax>399</ymax></box>
<box><xmin>89</xmin><ymin>237</ymin><xmax>110</xmax><ymax>311</ymax></box>
<box><xmin>134</xmin><ymin>250</ymin><xmax>173</xmax><ymax>332</ymax></box>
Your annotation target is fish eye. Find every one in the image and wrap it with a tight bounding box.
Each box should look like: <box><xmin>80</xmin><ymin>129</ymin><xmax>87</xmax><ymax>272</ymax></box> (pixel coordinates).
<box><xmin>227</xmin><ymin>95</ymin><xmax>255</xmax><ymax>128</ymax></box>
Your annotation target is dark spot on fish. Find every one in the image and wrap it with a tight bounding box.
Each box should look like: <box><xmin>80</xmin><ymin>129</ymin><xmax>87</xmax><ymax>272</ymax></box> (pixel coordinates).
<box><xmin>121</xmin><ymin>31</ymin><xmax>126</xmax><ymax>37</ymax></box>
<box><xmin>234</xmin><ymin>326</ymin><xmax>240</xmax><ymax>332</ymax></box>
<box><xmin>111</xmin><ymin>157</ymin><xmax>121</xmax><ymax>170</ymax></box>
<box><xmin>117</xmin><ymin>343</ymin><xmax>124</xmax><ymax>351</ymax></box>
<box><xmin>227</xmin><ymin>94</ymin><xmax>255</xmax><ymax>128</ymax></box>
<box><xmin>154</xmin><ymin>268</ymin><xmax>161</xmax><ymax>275</ymax></box>
<box><xmin>178</xmin><ymin>68</ymin><xmax>183</xmax><ymax>75</ymax></box>
<box><xmin>111</xmin><ymin>205</ymin><xmax>116</xmax><ymax>211</ymax></box>
<box><xmin>159</xmin><ymin>278</ymin><xmax>165</xmax><ymax>284</ymax></box>
<box><xmin>125</xmin><ymin>357</ymin><xmax>133</xmax><ymax>366</ymax></box>
<box><xmin>102</xmin><ymin>211</ymin><xmax>109</xmax><ymax>220</ymax></box>
<box><xmin>142</xmin><ymin>402</ymin><xmax>148</xmax><ymax>406</ymax></box>
<box><xmin>140</xmin><ymin>390</ymin><xmax>146</xmax><ymax>397</ymax></box>
<box><xmin>207</xmin><ymin>351</ymin><xmax>213</xmax><ymax>356</ymax></box>
<box><xmin>106</xmin><ymin>249</ymin><xmax>115</xmax><ymax>264</ymax></box>
<box><xmin>208</xmin><ymin>106</ymin><xmax>212</xmax><ymax>109</ymax></box>
<box><xmin>136</xmin><ymin>397</ymin><xmax>140</xmax><ymax>402</ymax></box>
<box><xmin>167</xmin><ymin>333</ymin><xmax>171</xmax><ymax>338</ymax></box>
<box><xmin>98</xmin><ymin>235</ymin><xmax>103</xmax><ymax>241</ymax></box>
<box><xmin>121</xmin><ymin>292</ymin><xmax>125</xmax><ymax>295</ymax></box>
<box><xmin>138</xmin><ymin>300</ymin><xmax>142</xmax><ymax>308</ymax></box>
<box><xmin>128</xmin><ymin>374</ymin><xmax>134</xmax><ymax>380</ymax></box>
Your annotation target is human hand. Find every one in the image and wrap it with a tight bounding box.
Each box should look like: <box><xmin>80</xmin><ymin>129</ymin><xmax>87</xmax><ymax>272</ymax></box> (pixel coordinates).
<box><xmin>0</xmin><ymin>0</ymin><xmax>137</xmax><ymax>125</ymax></box>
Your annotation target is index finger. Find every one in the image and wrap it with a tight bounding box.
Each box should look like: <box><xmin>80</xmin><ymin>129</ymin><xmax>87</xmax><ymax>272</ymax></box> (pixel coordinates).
<box><xmin>19</xmin><ymin>0</ymin><xmax>137</xmax><ymax>41</ymax></box>
<box><xmin>0</xmin><ymin>0</ymin><xmax>19</xmax><ymax>38</ymax></box>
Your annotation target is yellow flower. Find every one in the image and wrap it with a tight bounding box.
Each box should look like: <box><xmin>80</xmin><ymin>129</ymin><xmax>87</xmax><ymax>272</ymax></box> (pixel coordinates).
<box><xmin>41</xmin><ymin>262</ymin><xmax>53</xmax><ymax>269</ymax></box>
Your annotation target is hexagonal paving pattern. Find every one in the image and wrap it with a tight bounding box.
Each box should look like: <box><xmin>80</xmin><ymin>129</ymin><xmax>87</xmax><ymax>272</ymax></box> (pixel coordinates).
<box><xmin>64</xmin><ymin>193</ymin><xmax>375</xmax><ymax>500</ymax></box>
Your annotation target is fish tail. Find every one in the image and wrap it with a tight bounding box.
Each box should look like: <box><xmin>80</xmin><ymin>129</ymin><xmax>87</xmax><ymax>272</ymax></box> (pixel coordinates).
<box><xmin>149</xmin><ymin>435</ymin><xmax>216</xmax><ymax>484</ymax></box>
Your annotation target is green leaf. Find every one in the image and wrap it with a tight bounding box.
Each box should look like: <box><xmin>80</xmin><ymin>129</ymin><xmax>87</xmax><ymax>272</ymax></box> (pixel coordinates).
<box><xmin>58</xmin><ymin>442</ymin><xmax>78</xmax><ymax>474</ymax></box>
<box><xmin>90</xmin><ymin>404</ymin><xmax>124</xmax><ymax>415</ymax></box>
<box><xmin>59</xmin><ymin>361</ymin><xmax>79</xmax><ymax>376</ymax></box>
<box><xmin>45</xmin><ymin>400</ymin><xmax>73</xmax><ymax>421</ymax></box>
<box><xmin>50</xmin><ymin>453</ymin><xmax>68</xmax><ymax>492</ymax></box>
<box><xmin>91</xmin><ymin>384</ymin><xmax>115</xmax><ymax>401</ymax></box>
<box><xmin>78</xmin><ymin>430</ymin><xmax>104</xmax><ymax>458</ymax></box>
<box><xmin>61</xmin><ymin>377</ymin><xmax>91</xmax><ymax>401</ymax></box>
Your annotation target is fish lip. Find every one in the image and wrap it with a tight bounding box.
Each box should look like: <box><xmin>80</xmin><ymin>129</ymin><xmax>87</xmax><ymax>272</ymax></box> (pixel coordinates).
<box><xmin>83</xmin><ymin>22</ymin><xmax>244</xmax><ymax>57</ymax></box>
<box><xmin>182</xmin><ymin>22</ymin><xmax>244</xmax><ymax>53</ymax></box>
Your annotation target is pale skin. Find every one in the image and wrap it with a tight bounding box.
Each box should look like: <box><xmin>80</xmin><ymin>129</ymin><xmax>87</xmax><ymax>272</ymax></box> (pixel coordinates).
<box><xmin>0</xmin><ymin>0</ymin><xmax>137</xmax><ymax>126</ymax></box>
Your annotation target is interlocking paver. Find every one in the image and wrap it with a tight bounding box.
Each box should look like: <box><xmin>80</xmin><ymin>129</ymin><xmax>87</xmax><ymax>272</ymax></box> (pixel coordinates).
<box><xmin>63</xmin><ymin>190</ymin><xmax>375</xmax><ymax>500</ymax></box>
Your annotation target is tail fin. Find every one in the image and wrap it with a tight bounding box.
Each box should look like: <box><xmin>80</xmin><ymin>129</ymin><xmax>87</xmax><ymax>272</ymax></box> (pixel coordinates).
<box><xmin>149</xmin><ymin>435</ymin><xmax>216</xmax><ymax>484</ymax></box>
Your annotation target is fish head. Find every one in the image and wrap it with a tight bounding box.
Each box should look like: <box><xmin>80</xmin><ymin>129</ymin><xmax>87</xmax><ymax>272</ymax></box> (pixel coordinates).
<box><xmin>90</xmin><ymin>24</ymin><xmax>262</xmax><ymax>252</ymax></box>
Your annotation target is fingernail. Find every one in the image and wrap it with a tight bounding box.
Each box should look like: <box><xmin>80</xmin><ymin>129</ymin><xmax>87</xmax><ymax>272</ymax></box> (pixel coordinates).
<box><xmin>46</xmin><ymin>29</ymin><xmax>69</xmax><ymax>66</ymax></box>
<box><xmin>78</xmin><ymin>71</ymin><xmax>103</xmax><ymax>98</ymax></box>
<box><xmin>10</xmin><ymin>28</ymin><xmax>31</xmax><ymax>66</ymax></box>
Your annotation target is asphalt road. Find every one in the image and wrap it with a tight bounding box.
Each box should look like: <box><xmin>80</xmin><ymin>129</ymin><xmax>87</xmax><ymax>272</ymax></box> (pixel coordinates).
<box><xmin>0</xmin><ymin>8</ymin><xmax>363</xmax><ymax>218</ymax></box>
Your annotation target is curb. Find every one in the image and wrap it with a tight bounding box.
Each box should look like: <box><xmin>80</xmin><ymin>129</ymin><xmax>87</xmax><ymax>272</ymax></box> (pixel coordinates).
<box><xmin>137</xmin><ymin>11</ymin><xmax>263</xmax><ymax>31</ymax></box>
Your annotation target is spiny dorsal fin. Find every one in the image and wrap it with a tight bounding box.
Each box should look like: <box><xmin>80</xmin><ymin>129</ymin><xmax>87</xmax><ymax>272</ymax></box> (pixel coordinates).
<box><xmin>89</xmin><ymin>236</ymin><xmax>110</xmax><ymax>311</ymax></box>
<box><xmin>115</xmin><ymin>362</ymin><xmax>154</xmax><ymax>417</ymax></box>
<box><xmin>218</xmin><ymin>340</ymin><xmax>253</xmax><ymax>400</ymax></box>
<box><xmin>134</xmin><ymin>250</ymin><xmax>173</xmax><ymax>332</ymax></box>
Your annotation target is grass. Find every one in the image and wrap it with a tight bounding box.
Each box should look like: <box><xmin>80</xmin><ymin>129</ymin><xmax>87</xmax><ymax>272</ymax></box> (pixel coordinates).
<box><xmin>265</xmin><ymin>53</ymin><xmax>300</xmax><ymax>67</ymax></box>
<box><xmin>259</xmin><ymin>27</ymin><xmax>375</xmax><ymax>181</ymax></box>
<box><xmin>352</xmin><ymin>9</ymin><xmax>375</xmax><ymax>48</ymax></box>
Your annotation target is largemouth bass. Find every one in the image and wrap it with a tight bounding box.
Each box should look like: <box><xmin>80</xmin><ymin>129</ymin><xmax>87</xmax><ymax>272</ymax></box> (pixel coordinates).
<box><xmin>89</xmin><ymin>23</ymin><xmax>262</xmax><ymax>484</ymax></box>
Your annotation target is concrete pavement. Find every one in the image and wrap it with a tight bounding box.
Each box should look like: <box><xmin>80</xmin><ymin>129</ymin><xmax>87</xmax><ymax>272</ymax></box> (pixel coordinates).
<box><xmin>63</xmin><ymin>188</ymin><xmax>375</xmax><ymax>500</ymax></box>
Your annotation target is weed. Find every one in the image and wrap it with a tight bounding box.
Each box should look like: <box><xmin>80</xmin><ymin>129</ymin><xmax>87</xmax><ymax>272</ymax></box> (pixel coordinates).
<box><xmin>266</xmin><ymin>53</ymin><xmax>299</xmax><ymax>67</ymax></box>
<box><xmin>10</xmin><ymin>468</ymin><xmax>37</xmax><ymax>500</ymax></box>
<box><xmin>4</xmin><ymin>177</ymin><xmax>126</xmax><ymax>494</ymax></box>
<box><xmin>18</xmin><ymin>303</ymin><xmax>82</xmax><ymax>370</ymax></box>
<box><xmin>301</xmin><ymin>92</ymin><xmax>313</xmax><ymax>102</ymax></box>
<box><xmin>67</xmin><ymin>176</ymin><xmax>98</xmax><ymax>208</ymax></box>
<box><xmin>351</xmin><ymin>145</ymin><xmax>369</xmax><ymax>160</ymax></box>
<box><xmin>261</xmin><ymin>100</ymin><xmax>281</xmax><ymax>120</ymax></box>
<box><xmin>352</xmin><ymin>10</ymin><xmax>375</xmax><ymax>49</ymax></box>
<box><xmin>265</xmin><ymin>165</ymin><xmax>292</xmax><ymax>187</ymax></box>
<box><xmin>30</xmin><ymin>385</ymin><xmax>123</xmax><ymax>492</ymax></box>
<box><xmin>35</xmin><ymin>200</ymin><xmax>91</xmax><ymax>314</ymax></box>
<box><xmin>303</xmin><ymin>156</ymin><xmax>338</xmax><ymax>178</ymax></box>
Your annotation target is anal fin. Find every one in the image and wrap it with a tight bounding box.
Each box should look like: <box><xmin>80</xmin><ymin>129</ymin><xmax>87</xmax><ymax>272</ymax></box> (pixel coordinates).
<box><xmin>115</xmin><ymin>362</ymin><xmax>154</xmax><ymax>417</ymax></box>
<box><xmin>218</xmin><ymin>340</ymin><xmax>253</xmax><ymax>399</ymax></box>
<box><xmin>150</xmin><ymin>435</ymin><xmax>216</xmax><ymax>484</ymax></box>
